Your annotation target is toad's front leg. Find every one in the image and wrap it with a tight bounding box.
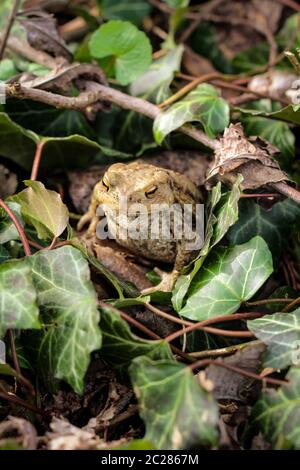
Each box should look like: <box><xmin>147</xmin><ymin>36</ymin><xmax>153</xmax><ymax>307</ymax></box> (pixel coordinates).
<box><xmin>77</xmin><ymin>189</ymin><xmax>100</xmax><ymax>238</ymax></box>
<box><xmin>141</xmin><ymin>243</ymin><xmax>188</xmax><ymax>295</ymax></box>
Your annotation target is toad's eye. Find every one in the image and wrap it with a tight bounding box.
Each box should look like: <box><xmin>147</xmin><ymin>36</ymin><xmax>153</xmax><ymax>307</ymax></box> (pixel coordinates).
<box><xmin>102</xmin><ymin>178</ymin><xmax>110</xmax><ymax>191</ymax></box>
<box><xmin>145</xmin><ymin>186</ymin><xmax>158</xmax><ymax>198</ymax></box>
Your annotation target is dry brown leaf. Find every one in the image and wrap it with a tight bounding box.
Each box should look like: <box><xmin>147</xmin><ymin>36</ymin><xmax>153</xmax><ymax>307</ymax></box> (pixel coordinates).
<box><xmin>207</xmin><ymin>123</ymin><xmax>289</xmax><ymax>189</ymax></box>
<box><xmin>248</xmin><ymin>70</ymin><xmax>297</xmax><ymax>102</ymax></box>
<box><xmin>20</xmin><ymin>9</ymin><xmax>72</xmax><ymax>60</ymax></box>
<box><xmin>0</xmin><ymin>416</ymin><xmax>37</xmax><ymax>450</ymax></box>
<box><xmin>46</xmin><ymin>417</ymin><xmax>101</xmax><ymax>450</ymax></box>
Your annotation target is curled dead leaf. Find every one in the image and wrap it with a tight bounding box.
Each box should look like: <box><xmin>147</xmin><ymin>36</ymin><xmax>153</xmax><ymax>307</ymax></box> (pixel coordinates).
<box><xmin>19</xmin><ymin>9</ymin><xmax>72</xmax><ymax>61</ymax></box>
<box><xmin>207</xmin><ymin>123</ymin><xmax>289</xmax><ymax>189</ymax></box>
<box><xmin>248</xmin><ymin>71</ymin><xmax>297</xmax><ymax>102</ymax></box>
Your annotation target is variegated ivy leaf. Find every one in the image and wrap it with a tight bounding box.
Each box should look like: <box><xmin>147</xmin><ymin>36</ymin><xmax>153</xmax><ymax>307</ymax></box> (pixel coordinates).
<box><xmin>252</xmin><ymin>367</ymin><xmax>300</xmax><ymax>449</ymax></box>
<box><xmin>153</xmin><ymin>83</ymin><xmax>229</xmax><ymax>144</ymax></box>
<box><xmin>129</xmin><ymin>357</ymin><xmax>219</xmax><ymax>450</ymax></box>
<box><xmin>172</xmin><ymin>176</ymin><xmax>242</xmax><ymax>312</ymax></box>
<box><xmin>0</xmin><ymin>202</ymin><xmax>24</xmax><ymax>245</ymax></box>
<box><xmin>180</xmin><ymin>236</ymin><xmax>273</xmax><ymax>321</ymax></box>
<box><xmin>130</xmin><ymin>45</ymin><xmax>183</xmax><ymax>103</ymax></box>
<box><xmin>0</xmin><ymin>259</ymin><xmax>40</xmax><ymax>338</ymax></box>
<box><xmin>31</xmin><ymin>246</ymin><xmax>101</xmax><ymax>394</ymax></box>
<box><xmin>248</xmin><ymin>308</ymin><xmax>300</xmax><ymax>369</ymax></box>
<box><xmin>100</xmin><ymin>304</ymin><xmax>173</xmax><ymax>368</ymax></box>
<box><xmin>11</xmin><ymin>181</ymin><xmax>69</xmax><ymax>241</ymax></box>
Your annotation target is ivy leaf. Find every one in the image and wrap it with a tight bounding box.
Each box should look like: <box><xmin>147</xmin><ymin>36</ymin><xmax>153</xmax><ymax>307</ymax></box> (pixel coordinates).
<box><xmin>130</xmin><ymin>46</ymin><xmax>184</xmax><ymax>103</ymax></box>
<box><xmin>0</xmin><ymin>113</ymin><xmax>101</xmax><ymax>171</ymax></box>
<box><xmin>180</xmin><ymin>236</ymin><xmax>273</xmax><ymax>321</ymax></box>
<box><xmin>89</xmin><ymin>20</ymin><xmax>152</xmax><ymax>85</ymax></box>
<box><xmin>0</xmin><ymin>259</ymin><xmax>40</xmax><ymax>338</ymax></box>
<box><xmin>0</xmin><ymin>246</ymin><xmax>10</xmax><ymax>263</ymax></box>
<box><xmin>228</xmin><ymin>199</ymin><xmax>300</xmax><ymax>257</ymax></box>
<box><xmin>0</xmin><ymin>202</ymin><xmax>24</xmax><ymax>245</ymax></box>
<box><xmin>243</xmin><ymin>116</ymin><xmax>295</xmax><ymax>167</ymax></box>
<box><xmin>172</xmin><ymin>177</ymin><xmax>241</xmax><ymax>312</ymax></box>
<box><xmin>11</xmin><ymin>181</ymin><xmax>69</xmax><ymax>241</ymax></box>
<box><xmin>99</xmin><ymin>0</ymin><xmax>151</xmax><ymax>26</ymax></box>
<box><xmin>99</xmin><ymin>305</ymin><xmax>173</xmax><ymax>368</ymax></box>
<box><xmin>237</xmin><ymin>104</ymin><xmax>300</xmax><ymax>127</ymax></box>
<box><xmin>247</xmin><ymin>308</ymin><xmax>300</xmax><ymax>369</ymax></box>
<box><xmin>153</xmin><ymin>84</ymin><xmax>229</xmax><ymax>143</ymax></box>
<box><xmin>129</xmin><ymin>357</ymin><xmax>219</xmax><ymax>449</ymax></box>
<box><xmin>30</xmin><ymin>246</ymin><xmax>101</xmax><ymax>394</ymax></box>
<box><xmin>252</xmin><ymin>367</ymin><xmax>300</xmax><ymax>449</ymax></box>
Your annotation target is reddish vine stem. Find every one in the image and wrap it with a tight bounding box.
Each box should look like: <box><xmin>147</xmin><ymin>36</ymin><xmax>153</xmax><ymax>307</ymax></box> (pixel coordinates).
<box><xmin>165</xmin><ymin>312</ymin><xmax>260</xmax><ymax>343</ymax></box>
<box><xmin>0</xmin><ymin>391</ymin><xmax>46</xmax><ymax>416</ymax></box>
<box><xmin>0</xmin><ymin>198</ymin><xmax>31</xmax><ymax>256</ymax></box>
<box><xmin>190</xmin><ymin>359</ymin><xmax>287</xmax><ymax>386</ymax></box>
<box><xmin>8</xmin><ymin>330</ymin><xmax>21</xmax><ymax>376</ymax></box>
<box><xmin>30</xmin><ymin>140</ymin><xmax>45</xmax><ymax>181</ymax></box>
<box><xmin>98</xmin><ymin>301</ymin><xmax>194</xmax><ymax>363</ymax></box>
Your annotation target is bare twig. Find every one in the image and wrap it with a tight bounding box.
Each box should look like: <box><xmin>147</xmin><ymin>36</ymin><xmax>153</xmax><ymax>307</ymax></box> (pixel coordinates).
<box><xmin>0</xmin><ymin>391</ymin><xmax>46</xmax><ymax>415</ymax></box>
<box><xmin>190</xmin><ymin>359</ymin><xmax>287</xmax><ymax>386</ymax></box>
<box><xmin>274</xmin><ymin>0</ymin><xmax>300</xmax><ymax>12</ymax></box>
<box><xmin>0</xmin><ymin>0</ymin><xmax>21</xmax><ymax>60</ymax></box>
<box><xmin>30</xmin><ymin>141</ymin><xmax>45</xmax><ymax>181</ymax></box>
<box><xmin>5</xmin><ymin>82</ymin><xmax>219</xmax><ymax>150</ymax></box>
<box><xmin>5</xmin><ymin>80</ymin><xmax>300</xmax><ymax>204</ymax></box>
<box><xmin>190</xmin><ymin>341</ymin><xmax>263</xmax><ymax>359</ymax></box>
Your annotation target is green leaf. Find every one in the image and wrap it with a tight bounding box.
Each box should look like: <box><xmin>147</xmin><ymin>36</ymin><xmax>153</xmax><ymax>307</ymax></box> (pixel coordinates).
<box><xmin>163</xmin><ymin>0</ymin><xmax>190</xmax><ymax>7</ymax></box>
<box><xmin>100</xmin><ymin>305</ymin><xmax>173</xmax><ymax>368</ymax></box>
<box><xmin>11</xmin><ymin>181</ymin><xmax>69</xmax><ymax>241</ymax></box>
<box><xmin>130</xmin><ymin>46</ymin><xmax>183</xmax><ymax>103</ymax></box>
<box><xmin>0</xmin><ymin>59</ymin><xmax>18</xmax><ymax>81</ymax></box>
<box><xmin>180</xmin><ymin>236</ymin><xmax>273</xmax><ymax>321</ymax></box>
<box><xmin>248</xmin><ymin>308</ymin><xmax>300</xmax><ymax>370</ymax></box>
<box><xmin>228</xmin><ymin>199</ymin><xmax>300</xmax><ymax>257</ymax></box>
<box><xmin>129</xmin><ymin>357</ymin><xmax>219</xmax><ymax>449</ymax></box>
<box><xmin>172</xmin><ymin>177</ymin><xmax>241</xmax><ymax>312</ymax></box>
<box><xmin>0</xmin><ymin>202</ymin><xmax>24</xmax><ymax>245</ymax></box>
<box><xmin>243</xmin><ymin>116</ymin><xmax>295</xmax><ymax>166</ymax></box>
<box><xmin>89</xmin><ymin>20</ymin><xmax>152</xmax><ymax>85</ymax></box>
<box><xmin>0</xmin><ymin>113</ymin><xmax>102</xmax><ymax>171</ymax></box>
<box><xmin>99</xmin><ymin>0</ymin><xmax>151</xmax><ymax>26</ymax></box>
<box><xmin>114</xmin><ymin>439</ymin><xmax>155</xmax><ymax>450</ymax></box>
<box><xmin>232</xmin><ymin>43</ymin><xmax>269</xmax><ymax>73</ymax></box>
<box><xmin>0</xmin><ymin>259</ymin><xmax>40</xmax><ymax>338</ymax></box>
<box><xmin>0</xmin><ymin>246</ymin><xmax>10</xmax><ymax>263</ymax></box>
<box><xmin>238</xmin><ymin>103</ymin><xmax>300</xmax><ymax>127</ymax></box>
<box><xmin>252</xmin><ymin>367</ymin><xmax>300</xmax><ymax>449</ymax></box>
<box><xmin>153</xmin><ymin>83</ymin><xmax>229</xmax><ymax>144</ymax></box>
<box><xmin>30</xmin><ymin>246</ymin><xmax>101</xmax><ymax>393</ymax></box>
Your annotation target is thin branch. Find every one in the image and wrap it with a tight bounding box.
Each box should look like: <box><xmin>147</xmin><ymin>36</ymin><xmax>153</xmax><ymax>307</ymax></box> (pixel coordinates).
<box><xmin>0</xmin><ymin>0</ymin><xmax>21</xmax><ymax>60</ymax></box>
<box><xmin>246</xmin><ymin>298</ymin><xmax>294</xmax><ymax>307</ymax></box>
<box><xmin>8</xmin><ymin>330</ymin><xmax>21</xmax><ymax>375</ymax></box>
<box><xmin>190</xmin><ymin>340</ymin><xmax>263</xmax><ymax>359</ymax></box>
<box><xmin>274</xmin><ymin>0</ymin><xmax>300</xmax><ymax>12</ymax></box>
<box><xmin>98</xmin><ymin>301</ymin><xmax>194</xmax><ymax>362</ymax></box>
<box><xmin>0</xmin><ymin>198</ymin><xmax>31</xmax><ymax>256</ymax></box>
<box><xmin>30</xmin><ymin>141</ymin><xmax>46</xmax><ymax>181</ymax></box>
<box><xmin>5</xmin><ymin>82</ymin><xmax>219</xmax><ymax>151</ymax></box>
<box><xmin>0</xmin><ymin>391</ymin><xmax>46</xmax><ymax>416</ymax></box>
<box><xmin>165</xmin><ymin>312</ymin><xmax>261</xmax><ymax>343</ymax></box>
<box><xmin>5</xmin><ymin>82</ymin><xmax>300</xmax><ymax>203</ymax></box>
<box><xmin>282</xmin><ymin>295</ymin><xmax>300</xmax><ymax>312</ymax></box>
<box><xmin>190</xmin><ymin>359</ymin><xmax>287</xmax><ymax>386</ymax></box>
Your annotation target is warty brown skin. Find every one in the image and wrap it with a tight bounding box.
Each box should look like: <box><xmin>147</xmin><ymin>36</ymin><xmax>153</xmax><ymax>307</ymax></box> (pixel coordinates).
<box><xmin>78</xmin><ymin>161</ymin><xmax>201</xmax><ymax>293</ymax></box>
